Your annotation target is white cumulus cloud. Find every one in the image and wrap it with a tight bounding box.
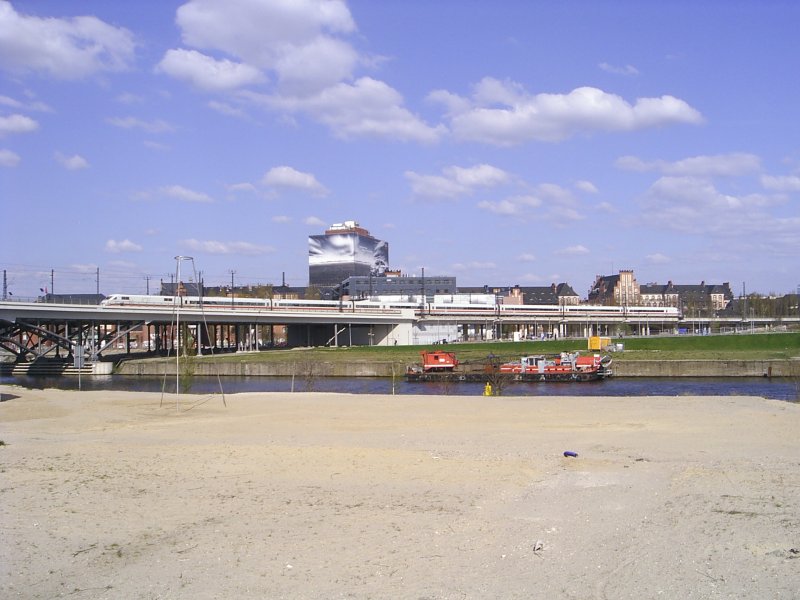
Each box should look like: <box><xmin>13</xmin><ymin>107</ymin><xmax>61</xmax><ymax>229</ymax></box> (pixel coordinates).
<box><xmin>262</xmin><ymin>166</ymin><xmax>328</xmax><ymax>196</ymax></box>
<box><xmin>761</xmin><ymin>174</ymin><xmax>800</xmax><ymax>192</ymax></box>
<box><xmin>477</xmin><ymin>186</ymin><xmax>583</xmax><ymax>223</ymax></box>
<box><xmin>55</xmin><ymin>152</ymin><xmax>89</xmax><ymax>170</ymax></box>
<box><xmin>616</xmin><ymin>153</ymin><xmax>761</xmax><ymax>177</ymax></box>
<box><xmin>0</xmin><ymin>2</ymin><xmax>135</xmax><ymax>79</ymax></box>
<box><xmin>599</xmin><ymin>62</ymin><xmax>639</xmax><ymax>76</ymax></box>
<box><xmin>105</xmin><ymin>239</ymin><xmax>143</xmax><ymax>253</ymax></box>
<box><xmin>160</xmin><ymin>185</ymin><xmax>214</xmax><ymax>203</ymax></box>
<box><xmin>405</xmin><ymin>164</ymin><xmax>510</xmax><ymax>199</ymax></box>
<box><xmin>158</xmin><ymin>1</ymin><xmax>440</xmax><ymax>143</ymax></box>
<box><xmin>430</xmin><ymin>77</ymin><xmax>703</xmax><ymax>145</ymax></box>
<box><xmin>260</xmin><ymin>77</ymin><xmax>444</xmax><ymax>143</ymax></box>
<box><xmin>555</xmin><ymin>245</ymin><xmax>590</xmax><ymax>256</ymax></box>
<box><xmin>304</xmin><ymin>216</ymin><xmax>326</xmax><ymax>227</ymax></box>
<box><xmin>227</xmin><ymin>182</ymin><xmax>257</xmax><ymax>194</ymax></box>
<box><xmin>575</xmin><ymin>180</ymin><xmax>599</xmax><ymax>194</ymax></box>
<box><xmin>156</xmin><ymin>49</ymin><xmax>264</xmax><ymax>92</ymax></box>
<box><xmin>172</xmin><ymin>0</ymin><xmax>356</xmax><ymax>93</ymax></box>
<box><xmin>181</xmin><ymin>239</ymin><xmax>274</xmax><ymax>255</ymax></box>
<box><xmin>638</xmin><ymin>176</ymin><xmax>796</xmax><ymax>252</ymax></box>
<box><xmin>0</xmin><ymin>113</ymin><xmax>38</xmax><ymax>136</ymax></box>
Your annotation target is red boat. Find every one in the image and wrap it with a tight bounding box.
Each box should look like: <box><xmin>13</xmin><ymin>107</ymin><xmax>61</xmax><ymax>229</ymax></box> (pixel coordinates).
<box><xmin>499</xmin><ymin>352</ymin><xmax>612</xmax><ymax>381</ymax></box>
<box><xmin>406</xmin><ymin>350</ymin><xmax>612</xmax><ymax>383</ymax></box>
<box><xmin>419</xmin><ymin>350</ymin><xmax>459</xmax><ymax>371</ymax></box>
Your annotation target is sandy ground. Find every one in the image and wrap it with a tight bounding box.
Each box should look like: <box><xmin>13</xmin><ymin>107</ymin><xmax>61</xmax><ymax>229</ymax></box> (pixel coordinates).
<box><xmin>1</xmin><ymin>385</ymin><xmax>799</xmax><ymax>600</ymax></box>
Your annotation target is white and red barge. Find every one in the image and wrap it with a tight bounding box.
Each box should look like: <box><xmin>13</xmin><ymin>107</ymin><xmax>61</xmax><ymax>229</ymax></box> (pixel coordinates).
<box><xmin>406</xmin><ymin>350</ymin><xmax>612</xmax><ymax>383</ymax></box>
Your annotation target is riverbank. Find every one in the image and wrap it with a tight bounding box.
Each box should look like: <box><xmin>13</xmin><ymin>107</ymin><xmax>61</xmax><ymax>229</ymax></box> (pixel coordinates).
<box><xmin>2</xmin><ymin>386</ymin><xmax>799</xmax><ymax>598</ymax></box>
<box><xmin>115</xmin><ymin>356</ymin><xmax>800</xmax><ymax>377</ymax></box>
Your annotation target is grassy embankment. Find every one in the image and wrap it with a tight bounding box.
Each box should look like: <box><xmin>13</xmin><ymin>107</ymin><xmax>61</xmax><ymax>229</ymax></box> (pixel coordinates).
<box><xmin>181</xmin><ymin>331</ymin><xmax>800</xmax><ymax>370</ymax></box>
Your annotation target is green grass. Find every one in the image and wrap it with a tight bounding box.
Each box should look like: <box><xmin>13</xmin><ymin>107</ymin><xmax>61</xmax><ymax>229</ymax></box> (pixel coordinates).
<box><xmin>610</xmin><ymin>332</ymin><xmax>800</xmax><ymax>360</ymax></box>
<box><xmin>145</xmin><ymin>331</ymin><xmax>800</xmax><ymax>366</ymax></box>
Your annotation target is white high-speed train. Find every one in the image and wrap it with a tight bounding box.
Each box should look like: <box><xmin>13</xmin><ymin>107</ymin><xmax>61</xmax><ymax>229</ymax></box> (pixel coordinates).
<box><xmin>101</xmin><ymin>293</ymin><xmax>681</xmax><ymax>318</ymax></box>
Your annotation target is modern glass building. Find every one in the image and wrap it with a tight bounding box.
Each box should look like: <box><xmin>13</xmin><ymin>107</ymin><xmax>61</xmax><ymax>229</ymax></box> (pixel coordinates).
<box><xmin>308</xmin><ymin>221</ymin><xmax>388</xmax><ymax>287</ymax></box>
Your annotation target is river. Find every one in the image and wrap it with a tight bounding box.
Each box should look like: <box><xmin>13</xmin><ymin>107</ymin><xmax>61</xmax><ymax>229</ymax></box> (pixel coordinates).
<box><xmin>2</xmin><ymin>374</ymin><xmax>797</xmax><ymax>401</ymax></box>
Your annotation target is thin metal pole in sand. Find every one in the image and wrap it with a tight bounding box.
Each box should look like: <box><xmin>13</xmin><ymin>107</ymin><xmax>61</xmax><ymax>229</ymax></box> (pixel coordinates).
<box><xmin>174</xmin><ymin>255</ymin><xmax>192</xmax><ymax>412</ymax></box>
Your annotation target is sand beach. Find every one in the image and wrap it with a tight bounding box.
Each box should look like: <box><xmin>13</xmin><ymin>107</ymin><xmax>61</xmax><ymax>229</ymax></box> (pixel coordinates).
<box><xmin>1</xmin><ymin>385</ymin><xmax>799</xmax><ymax>599</ymax></box>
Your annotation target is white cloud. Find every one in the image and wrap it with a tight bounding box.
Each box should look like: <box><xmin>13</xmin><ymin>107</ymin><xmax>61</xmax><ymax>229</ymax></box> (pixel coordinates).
<box><xmin>227</xmin><ymin>182</ymin><xmax>257</xmax><ymax>194</ymax></box>
<box><xmin>173</xmin><ymin>0</ymin><xmax>356</xmax><ymax>93</ymax></box>
<box><xmin>0</xmin><ymin>94</ymin><xmax>51</xmax><ymax>112</ymax></box>
<box><xmin>430</xmin><ymin>78</ymin><xmax>703</xmax><ymax>145</ymax></box>
<box><xmin>260</xmin><ymin>77</ymin><xmax>444</xmax><ymax>142</ymax></box>
<box><xmin>405</xmin><ymin>164</ymin><xmax>510</xmax><ymax>199</ymax></box>
<box><xmin>638</xmin><ymin>176</ymin><xmax>798</xmax><ymax>253</ymax></box>
<box><xmin>159</xmin><ymin>2</ymin><xmax>440</xmax><ymax>143</ymax></box>
<box><xmin>518</xmin><ymin>253</ymin><xmax>537</xmax><ymax>262</ymax></box>
<box><xmin>262</xmin><ymin>166</ymin><xmax>328</xmax><ymax>196</ymax></box>
<box><xmin>448</xmin><ymin>164</ymin><xmax>509</xmax><ymax>188</ymax></box>
<box><xmin>0</xmin><ymin>148</ymin><xmax>20</xmax><ymax>167</ymax></box>
<box><xmin>0</xmin><ymin>2</ymin><xmax>135</xmax><ymax>79</ymax></box>
<box><xmin>477</xmin><ymin>199</ymin><xmax>524</xmax><ymax>215</ymax></box>
<box><xmin>55</xmin><ymin>152</ymin><xmax>89</xmax><ymax>170</ymax></box>
<box><xmin>0</xmin><ymin>113</ymin><xmax>38</xmax><ymax>136</ymax></box>
<box><xmin>156</xmin><ymin>49</ymin><xmax>264</xmax><ymax>92</ymax></box>
<box><xmin>272</xmin><ymin>215</ymin><xmax>291</xmax><ymax>223</ymax></box>
<box><xmin>555</xmin><ymin>245</ymin><xmax>590</xmax><ymax>256</ymax></box>
<box><xmin>761</xmin><ymin>174</ymin><xmax>800</xmax><ymax>192</ymax></box>
<box><xmin>477</xmin><ymin>186</ymin><xmax>583</xmax><ymax>222</ymax></box>
<box><xmin>575</xmin><ymin>180</ymin><xmax>598</xmax><ymax>194</ymax></box>
<box><xmin>160</xmin><ymin>185</ymin><xmax>214</xmax><ymax>203</ymax></box>
<box><xmin>105</xmin><ymin>239</ymin><xmax>143</xmax><ymax>253</ymax></box>
<box><xmin>304</xmin><ymin>216</ymin><xmax>326</xmax><ymax>227</ymax></box>
<box><xmin>107</xmin><ymin>116</ymin><xmax>175</xmax><ymax>133</ymax></box>
<box><xmin>181</xmin><ymin>239</ymin><xmax>275</xmax><ymax>255</ymax></box>
<box><xmin>478</xmin><ymin>194</ymin><xmax>547</xmax><ymax>216</ymax></box>
<box><xmin>616</xmin><ymin>153</ymin><xmax>761</xmax><ymax>177</ymax></box>
<box><xmin>599</xmin><ymin>62</ymin><xmax>639</xmax><ymax>76</ymax></box>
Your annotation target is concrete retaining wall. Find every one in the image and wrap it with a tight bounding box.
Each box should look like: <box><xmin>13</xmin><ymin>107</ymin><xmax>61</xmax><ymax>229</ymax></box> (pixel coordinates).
<box><xmin>612</xmin><ymin>359</ymin><xmax>797</xmax><ymax>377</ymax></box>
<box><xmin>117</xmin><ymin>360</ymin><xmax>400</xmax><ymax>378</ymax></box>
<box><xmin>117</xmin><ymin>358</ymin><xmax>799</xmax><ymax>378</ymax></box>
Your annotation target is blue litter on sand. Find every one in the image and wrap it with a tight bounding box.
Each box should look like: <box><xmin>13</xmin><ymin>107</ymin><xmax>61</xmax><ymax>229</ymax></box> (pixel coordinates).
<box><xmin>563</xmin><ymin>451</ymin><xmax>578</xmax><ymax>458</ymax></box>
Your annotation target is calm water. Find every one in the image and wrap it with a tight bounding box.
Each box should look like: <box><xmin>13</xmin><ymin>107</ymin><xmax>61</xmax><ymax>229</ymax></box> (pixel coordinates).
<box><xmin>2</xmin><ymin>375</ymin><xmax>797</xmax><ymax>401</ymax></box>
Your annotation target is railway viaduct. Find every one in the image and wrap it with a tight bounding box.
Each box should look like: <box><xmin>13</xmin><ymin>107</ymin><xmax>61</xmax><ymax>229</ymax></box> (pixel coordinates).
<box><xmin>0</xmin><ymin>300</ymin><xmax>788</xmax><ymax>370</ymax></box>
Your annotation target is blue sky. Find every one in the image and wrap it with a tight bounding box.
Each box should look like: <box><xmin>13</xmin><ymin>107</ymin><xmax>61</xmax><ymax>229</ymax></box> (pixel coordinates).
<box><xmin>2</xmin><ymin>0</ymin><xmax>798</xmax><ymax>299</ymax></box>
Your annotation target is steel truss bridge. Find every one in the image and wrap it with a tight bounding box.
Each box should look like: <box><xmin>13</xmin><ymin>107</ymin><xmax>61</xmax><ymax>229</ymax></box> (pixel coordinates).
<box><xmin>0</xmin><ymin>301</ymin><xmax>415</xmax><ymax>364</ymax></box>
